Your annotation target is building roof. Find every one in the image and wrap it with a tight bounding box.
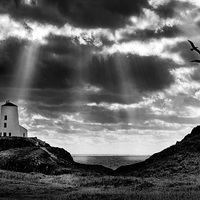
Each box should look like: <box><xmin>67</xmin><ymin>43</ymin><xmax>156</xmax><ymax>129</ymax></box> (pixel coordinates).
<box><xmin>2</xmin><ymin>100</ymin><xmax>17</xmax><ymax>107</ymax></box>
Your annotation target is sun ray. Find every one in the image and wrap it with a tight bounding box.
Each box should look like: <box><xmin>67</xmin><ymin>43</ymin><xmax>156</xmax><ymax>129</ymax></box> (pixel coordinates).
<box><xmin>8</xmin><ymin>41</ymin><xmax>40</xmax><ymax>102</ymax></box>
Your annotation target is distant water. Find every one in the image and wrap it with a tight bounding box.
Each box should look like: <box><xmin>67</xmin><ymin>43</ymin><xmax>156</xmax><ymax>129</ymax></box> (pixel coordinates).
<box><xmin>72</xmin><ymin>155</ymin><xmax>150</xmax><ymax>170</ymax></box>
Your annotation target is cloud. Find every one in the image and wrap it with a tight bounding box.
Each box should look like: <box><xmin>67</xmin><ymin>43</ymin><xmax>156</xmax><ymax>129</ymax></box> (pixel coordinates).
<box><xmin>0</xmin><ymin>35</ymin><xmax>177</xmax><ymax>119</ymax></box>
<box><xmin>154</xmin><ymin>1</ymin><xmax>177</xmax><ymax>18</ymax></box>
<box><xmin>0</xmin><ymin>38</ymin><xmax>27</xmax><ymax>87</ymax></box>
<box><xmin>178</xmin><ymin>0</ymin><xmax>200</xmax><ymax>7</ymax></box>
<box><xmin>1</xmin><ymin>0</ymin><xmax>200</xmax><ymax>155</ymax></box>
<box><xmin>120</xmin><ymin>26</ymin><xmax>182</xmax><ymax>43</ymax></box>
<box><xmin>128</xmin><ymin>55</ymin><xmax>175</xmax><ymax>91</ymax></box>
<box><xmin>0</xmin><ymin>0</ymin><xmax>150</xmax><ymax>29</ymax></box>
<box><xmin>150</xmin><ymin>0</ymin><xmax>195</xmax><ymax>19</ymax></box>
<box><xmin>85</xmin><ymin>54</ymin><xmax>175</xmax><ymax>95</ymax></box>
<box><xmin>102</xmin><ymin>38</ymin><xmax>185</xmax><ymax>64</ymax></box>
<box><xmin>0</xmin><ymin>0</ymin><xmax>65</xmax><ymax>26</ymax></box>
<box><xmin>45</xmin><ymin>0</ymin><xmax>150</xmax><ymax>28</ymax></box>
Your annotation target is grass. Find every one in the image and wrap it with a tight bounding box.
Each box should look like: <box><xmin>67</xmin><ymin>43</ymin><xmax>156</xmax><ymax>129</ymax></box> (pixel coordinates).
<box><xmin>1</xmin><ymin>170</ymin><xmax>200</xmax><ymax>199</ymax></box>
<box><xmin>54</xmin><ymin>191</ymin><xmax>200</xmax><ymax>200</ymax></box>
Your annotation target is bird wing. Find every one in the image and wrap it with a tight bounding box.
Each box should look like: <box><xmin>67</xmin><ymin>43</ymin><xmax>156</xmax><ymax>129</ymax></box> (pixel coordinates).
<box><xmin>23</xmin><ymin>22</ymin><xmax>33</xmax><ymax>32</ymax></box>
<box><xmin>191</xmin><ymin>60</ymin><xmax>200</xmax><ymax>63</ymax></box>
<box><xmin>188</xmin><ymin>40</ymin><xmax>195</xmax><ymax>48</ymax></box>
<box><xmin>188</xmin><ymin>40</ymin><xmax>200</xmax><ymax>54</ymax></box>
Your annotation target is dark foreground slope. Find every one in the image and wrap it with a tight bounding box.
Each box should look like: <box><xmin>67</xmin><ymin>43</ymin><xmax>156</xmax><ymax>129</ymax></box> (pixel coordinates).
<box><xmin>0</xmin><ymin>137</ymin><xmax>112</xmax><ymax>175</ymax></box>
<box><xmin>115</xmin><ymin>126</ymin><xmax>200</xmax><ymax>177</ymax></box>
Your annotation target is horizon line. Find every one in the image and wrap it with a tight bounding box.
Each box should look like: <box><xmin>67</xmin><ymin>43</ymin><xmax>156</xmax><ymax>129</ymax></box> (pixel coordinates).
<box><xmin>72</xmin><ymin>154</ymin><xmax>151</xmax><ymax>156</ymax></box>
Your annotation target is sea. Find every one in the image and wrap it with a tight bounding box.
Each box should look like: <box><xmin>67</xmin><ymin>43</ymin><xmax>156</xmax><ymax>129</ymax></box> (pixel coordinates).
<box><xmin>72</xmin><ymin>155</ymin><xmax>150</xmax><ymax>170</ymax></box>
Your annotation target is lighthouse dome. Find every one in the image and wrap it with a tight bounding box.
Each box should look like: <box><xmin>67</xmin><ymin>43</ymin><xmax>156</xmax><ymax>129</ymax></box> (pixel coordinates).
<box><xmin>2</xmin><ymin>100</ymin><xmax>17</xmax><ymax>107</ymax></box>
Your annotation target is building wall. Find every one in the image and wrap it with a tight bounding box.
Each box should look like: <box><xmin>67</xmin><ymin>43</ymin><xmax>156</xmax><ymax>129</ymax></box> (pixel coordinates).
<box><xmin>20</xmin><ymin>125</ymin><xmax>28</xmax><ymax>137</ymax></box>
<box><xmin>0</xmin><ymin>105</ymin><xmax>28</xmax><ymax>137</ymax></box>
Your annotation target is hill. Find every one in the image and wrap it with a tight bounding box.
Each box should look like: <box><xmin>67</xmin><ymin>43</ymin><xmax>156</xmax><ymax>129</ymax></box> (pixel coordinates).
<box><xmin>115</xmin><ymin>126</ymin><xmax>200</xmax><ymax>177</ymax></box>
<box><xmin>0</xmin><ymin>137</ymin><xmax>112</xmax><ymax>175</ymax></box>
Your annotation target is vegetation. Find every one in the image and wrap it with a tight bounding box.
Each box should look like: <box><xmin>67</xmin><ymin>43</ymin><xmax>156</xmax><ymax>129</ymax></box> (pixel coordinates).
<box><xmin>2</xmin><ymin>127</ymin><xmax>200</xmax><ymax>199</ymax></box>
<box><xmin>0</xmin><ymin>137</ymin><xmax>111</xmax><ymax>175</ymax></box>
<box><xmin>115</xmin><ymin>126</ymin><xmax>200</xmax><ymax>177</ymax></box>
<box><xmin>1</xmin><ymin>169</ymin><xmax>200</xmax><ymax>199</ymax></box>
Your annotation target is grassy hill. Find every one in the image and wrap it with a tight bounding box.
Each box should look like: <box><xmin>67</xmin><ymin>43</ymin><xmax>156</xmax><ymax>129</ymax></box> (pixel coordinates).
<box><xmin>0</xmin><ymin>137</ymin><xmax>112</xmax><ymax>175</ymax></box>
<box><xmin>2</xmin><ymin>127</ymin><xmax>200</xmax><ymax>199</ymax></box>
<box><xmin>115</xmin><ymin>126</ymin><xmax>200</xmax><ymax>177</ymax></box>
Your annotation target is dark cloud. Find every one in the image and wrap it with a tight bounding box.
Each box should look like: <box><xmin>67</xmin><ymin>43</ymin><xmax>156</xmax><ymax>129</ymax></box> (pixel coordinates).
<box><xmin>0</xmin><ymin>38</ymin><xmax>27</xmax><ymax>87</ymax></box>
<box><xmin>86</xmin><ymin>92</ymin><xmax>141</xmax><ymax>105</ymax></box>
<box><xmin>12</xmin><ymin>3</ymin><xmax>65</xmax><ymax>26</ymax></box>
<box><xmin>43</xmin><ymin>34</ymin><xmax>98</xmax><ymax>56</ymax></box>
<box><xmin>22</xmin><ymin>51</ymin><xmax>175</xmax><ymax>111</ymax></box>
<box><xmin>34</xmin><ymin>35</ymin><xmax>96</xmax><ymax>90</ymax></box>
<box><xmin>0</xmin><ymin>0</ymin><xmax>65</xmax><ymax>26</ymax></box>
<box><xmin>128</xmin><ymin>55</ymin><xmax>175</xmax><ymax>91</ymax></box>
<box><xmin>153</xmin><ymin>1</ymin><xmax>194</xmax><ymax>19</ymax></box>
<box><xmin>56</xmin><ymin>0</ymin><xmax>149</xmax><ymax>28</ymax></box>
<box><xmin>0</xmin><ymin>39</ymin><xmax>174</xmax><ymax>124</ymax></box>
<box><xmin>0</xmin><ymin>35</ymin><xmax>95</xmax><ymax>91</ymax></box>
<box><xmin>13</xmin><ymin>0</ymin><xmax>21</xmax><ymax>8</ymax></box>
<box><xmin>1</xmin><ymin>0</ymin><xmax>149</xmax><ymax>28</ymax></box>
<box><xmin>84</xmin><ymin>54</ymin><xmax>175</xmax><ymax>94</ymax></box>
<box><xmin>0</xmin><ymin>33</ymin><xmax>175</xmax><ymax>119</ymax></box>
<box><xmin>191</xmin><ymin>68</ymin><xmax>200</xmax><ymax>82</ymax></box>
<box><xmin>42</xmin><ymin>35</ymin><xmax>77</xmax><ymax>55</ymax></box>
<box><xmin>98</xmin><ymin>35</ymin><xmax>115</xmax><ymax>47</ymax></box>
<box><xmin>33</xmin><ymin>59</ymin><xmax>76</xmax><ymax>89</ymax></box>
<box><xmin>120</xmin><ymin>26</ymin><xmax>182</xmax><ymax>42</ymax></box>
<box><xmin>0</xmin><ymin>37</ymin><xmax>71</xmax><ymax>93</ymax></box>
<box><xmin>21</xmin><ymin>95</ymin><xmax>120</xmax><ymax>124</ymax></box>
<box><xmin>154</xmin><ymin>1</ymin><xmax>177</xmax><ymax>18</ymax></box>
<box><xmin>81</xmin><ymin>106</ymin><xmax>119</xmax><ymax>124</ymax></box>
<box><xmin>84</xmin><ymin>55</ymin><xmax>121</xmax><ymax>93</ymax></box>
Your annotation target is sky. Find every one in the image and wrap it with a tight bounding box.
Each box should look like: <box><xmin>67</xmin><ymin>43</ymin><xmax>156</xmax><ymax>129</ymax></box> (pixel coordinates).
<box><xmin>1</xmin><ymin>0</ymin><xmax>200</xmax><ymax>155</ymax></box>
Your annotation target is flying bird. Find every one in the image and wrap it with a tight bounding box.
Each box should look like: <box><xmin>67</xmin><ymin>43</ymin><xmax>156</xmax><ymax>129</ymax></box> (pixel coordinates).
<box><xmin>22</xmin><ymin>22</ymin><xmax>33</xmax><ymax>33</ymax></box>
<box><xmin>188</xmin><ymin>40</ymin><xmax>200</xmax><ymax>54</ymax></box>
<box><xmin>191</xmin><ymin>60</ymin><xmax>200</xmax><ymax>63</ymax></box>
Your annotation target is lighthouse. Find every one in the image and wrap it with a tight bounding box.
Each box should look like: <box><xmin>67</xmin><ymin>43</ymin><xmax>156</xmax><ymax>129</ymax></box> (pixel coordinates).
<box><xmin>0</xmin><ymin>100</ymin><xmax>27</xmax><ymax>137</ymax></box>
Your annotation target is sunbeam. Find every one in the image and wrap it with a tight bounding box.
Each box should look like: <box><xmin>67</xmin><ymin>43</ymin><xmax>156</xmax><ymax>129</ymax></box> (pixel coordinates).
<box><xmin>8</xmin><ymin>41</ymin><xmax>40</xmax><ymax>101</ymax></box>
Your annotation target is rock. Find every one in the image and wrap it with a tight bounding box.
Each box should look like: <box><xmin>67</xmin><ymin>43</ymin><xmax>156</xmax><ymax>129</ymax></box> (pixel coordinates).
<box><xmin>114</xmin><ymin>126</ymin><xmax>200</xmax><ymax>177</ymax></box>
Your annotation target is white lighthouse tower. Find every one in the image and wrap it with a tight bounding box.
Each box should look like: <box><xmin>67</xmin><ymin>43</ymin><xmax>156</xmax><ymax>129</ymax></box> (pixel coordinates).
<box><xmin>0</xmin><ymin>100</ymin><xmax>27</xmax><ymax>137</ymax></box>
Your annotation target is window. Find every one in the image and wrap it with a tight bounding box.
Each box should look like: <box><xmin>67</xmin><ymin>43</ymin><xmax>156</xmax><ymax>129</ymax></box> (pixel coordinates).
<box><xmin>4</xmin><ymin>123</ymin><xmax>7</xmax><ymax>128</ymax></box>
<box><xmin>23</xmin><ymin>133</ymin><xmax>26</xmax><ymax>137</ymax></box>
<box><xmin>3</xmin><ymin>132</ymin><xmax>6</xmax><ymax>137</ymax></box>
<box><xmin>0</xmin><ymin>132</ymin><xmax>2</xmax><ymax>137</ymax></box>
<box><xmin>9</xmin><ymin>133</ymin><xmax>11</xmax><ymax>137</ymax></box>
<box><xmin>4</xmin><ymin>115</ymin><xmax>7</xmax><ymax>120</ymax></box>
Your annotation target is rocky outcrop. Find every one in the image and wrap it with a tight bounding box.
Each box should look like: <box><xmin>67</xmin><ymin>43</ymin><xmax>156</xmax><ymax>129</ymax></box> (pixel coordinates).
<box><xmin>115</xmin><ymin>126</ymin><xmax>200</xmax><ymax>177</ymax></box>
<box><xmin>0</xmin><ymin>137</ymin><xmax>112</xmax><ymax>175</ymax></box>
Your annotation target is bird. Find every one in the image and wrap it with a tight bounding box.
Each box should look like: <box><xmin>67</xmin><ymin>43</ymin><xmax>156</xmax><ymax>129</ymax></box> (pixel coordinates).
<box><xmin>22</xmin><ymin>22</ymin><xmax>33</xmax><ymax>33</ymax></box>
<box><xmin>191</xmin><ymin>60</ymin><xmax>200</xmax><ymax>63</ymax></box>
<box><xmin>188</xmin><ymin>40</ymin><xmax>200</xmax><ymax>54</ymax></box>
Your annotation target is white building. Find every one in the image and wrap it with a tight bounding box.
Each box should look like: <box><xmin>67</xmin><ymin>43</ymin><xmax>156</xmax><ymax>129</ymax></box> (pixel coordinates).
<box><xmin>0</xmin><ymin>100</ymin><xmax>28</xmax><ymax>137</ymax></box>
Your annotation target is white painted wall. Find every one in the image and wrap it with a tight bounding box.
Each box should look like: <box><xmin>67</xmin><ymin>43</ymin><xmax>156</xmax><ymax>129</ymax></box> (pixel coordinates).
<box><xmin>20</xmin><ymin>125</ymin><xmax>28</xmax><ymax>137</ymax></box>
<box><xmin>0</xmin><ymin>101</ymin><xmax>28</xmax><ymax>137</ymax></box>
